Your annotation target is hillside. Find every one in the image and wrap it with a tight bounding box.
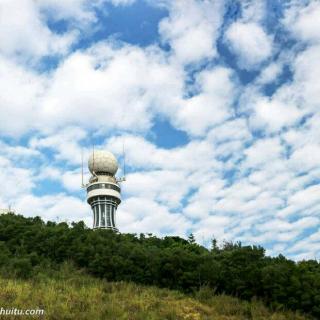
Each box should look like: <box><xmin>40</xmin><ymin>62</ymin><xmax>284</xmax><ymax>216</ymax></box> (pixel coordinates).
<box><xmin>0</xmin><ymin>264</ymin><xmax>308</xmax><ymax>320</ymax></box>
<box><xmin>0</xmin><ymin>213</ymin><xmax>318</xmax><ymax>318</ymax></box>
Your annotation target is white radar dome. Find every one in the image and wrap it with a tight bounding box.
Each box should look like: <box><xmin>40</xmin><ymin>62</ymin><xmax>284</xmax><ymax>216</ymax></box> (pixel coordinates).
<box><xmin>88</xmin><ymin>150</ymin><xmax>118</xmax><ymax>175</ymax></box>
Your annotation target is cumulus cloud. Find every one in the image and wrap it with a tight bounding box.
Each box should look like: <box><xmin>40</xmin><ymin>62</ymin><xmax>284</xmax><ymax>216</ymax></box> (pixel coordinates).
<box><xmin>118</xmin><ymin>197</ymin><xmax>190</xmax><ymax>236</ymax></box>
<box><xmin>106</xmin><ymin>134</ymin><xmax>221</xmax><ymax>173</ymax></box>
<box><xmin>0</xmin><ymin>56</ymin><xmax>45</xmax><ymax>136</ymax></box>
<box><xmin>250</xmin><ymin>97</ymin><xmax>303</xmax><ymax>133</ymax></box>
<box><xmin>224</xmin><ymin>22</ymin><xmax>273</xmax><ymax>70</ymax></box>
<box><xmin>159</xmin><ymin>0</ymin><xmax>224</xmax><ymax>64</ymax></box>
<box><xmin>15</xmin><ymin>193</ymin><xmax>89</xmax><ymax>223</ymax></box>
<box><xmin>40</xmin><ymin>43</ymin><xmax>183</xmax><ymax>134</ymax></box>
<box><xmin>30</xmin><ymin>127</ymin><xmax>87</xmax><ymax>165</ymax></box>
<box><xmin>0</xmin><ymin>0</ymin><xmax>77</xmax><ymax>60</ymax></box>
<box><xmin>255</xmin><ymin>62</ymin><xmax>282</xmax><ymax>85</ymax></box>
<box><xmin>123</xmin><ymin>170</ymin><xmax>190</xmax><ymax>209</ymax></box>
<box><xmin>283</xmin><ymin>1</ymin><xmax>320</xmax><ymax>43</ymax></box>
<box><xmin>0</xmin><ymin>0</ymin><xmax>138</xmax><ymax>62</ymax></box>
<box><xmin>38</xmin><ymin>0</ymin><xmax>101</xmax><ymax>23</ymax></box>
<box><xmin>0</xmin><ymin>156</ymin><xmax>34</xmax><ymax>204</ymax></box>
<box><xmin>243</xmin><ymin>138</ymin><xmax>283</xmax><ymax>169</ymax></box>
<box><xmin>172</xmin><ymin>67</ymin><xmax>237</xmax><ymax>136</ymax></box>
<box><xmin>240</xmin><ymin>0</ymin><xmax>266</xmax><ymax>23</ymax></box>
<box><xmin>0</xmin><ymin>42</ymin><xmax>184</xmax><ymax>137</ymax></box>
<box><xmin>108</xmin><ymin>0</ymin><xmax>136</xmax><ymax>5</ymax></box>
<box><xmin>292</xmin><ymin>45</ymin><xmax>320</xmax><ymax>111</ymax></box>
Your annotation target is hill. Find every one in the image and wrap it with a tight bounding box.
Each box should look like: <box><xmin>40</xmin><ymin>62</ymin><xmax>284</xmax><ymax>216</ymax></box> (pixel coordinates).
<box><xmin>0</xmin><ymin>213</ymin><xmax>319</xmax><ymax>318</ymax></box>
<box><xmin>0</xmin><ymin>264</ymin><xmax>308</xmax><ymax>320</ymax></box>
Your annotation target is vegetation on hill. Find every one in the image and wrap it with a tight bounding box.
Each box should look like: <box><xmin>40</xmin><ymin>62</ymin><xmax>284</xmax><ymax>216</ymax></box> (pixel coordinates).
<box><xmin>0</xmin><ymin>263</ymin><xmax>308</xmax><ymax>320</ymax></box>
<box><xmin>0</xmin><ymin>213</ymin><xmax>319</xmax><ymax>318</ymax></box>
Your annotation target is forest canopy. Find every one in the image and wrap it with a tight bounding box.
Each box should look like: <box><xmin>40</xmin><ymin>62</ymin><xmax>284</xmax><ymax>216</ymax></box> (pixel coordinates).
<box><xmin>0</xmin><ymin>213</ymin><xmax>319</xmax><ymax>317</ymax></box>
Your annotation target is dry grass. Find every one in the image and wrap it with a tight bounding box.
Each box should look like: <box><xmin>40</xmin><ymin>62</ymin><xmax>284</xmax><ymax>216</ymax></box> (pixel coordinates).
<box><xmin>0</xmin><ymin>265</ymin><xmax>309</xmax><ymax>320</ymax></box>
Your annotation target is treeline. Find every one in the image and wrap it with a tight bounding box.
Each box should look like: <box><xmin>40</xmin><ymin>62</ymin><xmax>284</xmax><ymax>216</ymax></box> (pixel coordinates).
<box><xmin>0</xmin><ymin>213</ymin><xmax>319</xmax><ymax>317</ymax></box>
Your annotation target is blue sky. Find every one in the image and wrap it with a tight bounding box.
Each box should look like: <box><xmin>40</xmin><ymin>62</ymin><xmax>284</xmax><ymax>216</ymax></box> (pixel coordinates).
<box><xmin>1</xmin><ymin>0</ymin><xmax>320</xmax><ymax>260</ymax></box>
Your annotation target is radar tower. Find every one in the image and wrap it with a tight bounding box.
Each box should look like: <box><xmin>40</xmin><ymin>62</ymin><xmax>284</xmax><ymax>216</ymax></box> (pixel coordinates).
<box><xmin>83</xmin><ymin>150</ymin><xmax>123</xmax><ymax>231</ymax></box>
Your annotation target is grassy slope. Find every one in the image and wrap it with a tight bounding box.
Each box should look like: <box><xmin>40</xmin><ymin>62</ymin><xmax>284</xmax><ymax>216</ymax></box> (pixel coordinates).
<box><xmin>0</xmin><ymin>266</ymin><xmax>309</xmax><ymax>320</ymax></box>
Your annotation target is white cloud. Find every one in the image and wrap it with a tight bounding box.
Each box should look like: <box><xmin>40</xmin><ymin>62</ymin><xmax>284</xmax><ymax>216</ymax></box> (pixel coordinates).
<box><xmin>243</xmin><ymin>138</ymin><xmax>283</xmax><ymax>169</ymax></box>
<box><xmin>159</xmin><ymin>0</ymin><xmax>224</xmax><ymax>64</ymax></box>
<box><xmin>30</xmin><ymin>127</ymin><xmax>87</xmax><ymax>165</ymax></box>
<box><xmin>224</xmin><ymin>22</ymin><xmax>273</xmax><ymax>70</ymax></box>
<box><xmin>183</xmin><ymin>178</ymin><xmax>226</xmax><ymax>220</ymax></box>
<box><xmin>118</xmin><ymin>197</ymin><xmax>190</xmax><ymax>236</ymax></box>
<box><xmin>284</xmin><ymin>1</ymin><xmax>320</xmax><ymax>43</ymax></box>
<box><xmin>15</xmin><ymin>193</ymin><xmax>89</xmax><ymax>223</ymax></box>
<box><xmin>0</xmin><ymin>0</ymin><xmax>77</xmax><ymax>60</ymax></box>
<box><xmin>107</xmin><ymin>134</ymin><xmax>221</xmax><ymax>173</ymax></box>
<box><xmin>256</xmin><ymin>62</ymin><xmax>282</xmax><ymax>85</ymax></box>
<box><xmin>0</xmin><ymin>0</ymin><xmax>137</xmax><ymax>62</ymax></box>
<box><xmin>0</xmin><ymin>156</ymin><xmax>34</xmax><ymax>202</ymax></box>
<box><xmin>0</xmin><ymin>41</ymin><xmax>184</xmax><ymax>137</ymax></box>
<box><xmin>0</xmin><ymin>141</ymin><xmax>40</xmax><ymax>160</ymax></box>
<box><xmin>208</xmin><ymin>118</ymin><xmax>252</xmax><ymax>144</ymax></box>
<box><xmin>40</xmin><ymin>43</ymin><xmax>183</xmax><ymax>134</ymax></box>
<box><xmin>278</xmin><ymin>184</ymin><xmax>320</xmax><ymax>218</ymax></box>
<box><xmin>123</xmin><ymin>170</ymin><xmax>190</xmax><ymax>209</ymax></box>
<box><xmin>193</xmin><ymin>215</ymin><xmax>231</xmax><ymax>242</ymax></box>
<box><xmin>250</xmin><ymin>97</ymin><xmax>303</xmax><ymax>133</ymax></box>
<box><xmin>0</xmin><ymin>56</ymin><xmax>45</xmax><ymax>136</ymax></box>
<box><xmin>257</xmin><ymin>217</ymin><xmax>319</xmax><ymax>234</ymax></box>
<box><xmin>107</xmin><ymin>0</ymin><xmax>136</xmax><ymax>6</ymax></box>
<box><xmin>172</xmin><ymin>67</ymin><xmax>237</xmax><ymax>136</ymax></box>
<box><xmin>286</xmin><ymin>228</ymin><xmax>320</xmax><ymax>260</ymax></box>
<box><xmin>38</xmin><ymin>0</ymin><xmax>99</xmax><ymax>23</ymax></box>
<box><xmin>240</xmin><ymin>0</ymin><xmax>266</xmax><ymax>23</ymax></box>
<box><xmin>289</xmin><ymin>144</ymin><xmax>320</xmax><ymax>173</ymax></box>
<box><xmin>292</xmin><ymin>45</ymin><xmax>320</xmax><ymax>111</ymax></box>
<box><xmin>61</xmin><ymin>170</ymin><xmax>83</xmax><ymax>192</ymax></box>
<box><xmin>34</xmin><ymin>165</ymin><xmax>88</xmax><ymax>194</ymax></box>
<box><xmin>39</xmin><ymin>0</ymin><xmax>137</xmax><ymax>26</ymax></box>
